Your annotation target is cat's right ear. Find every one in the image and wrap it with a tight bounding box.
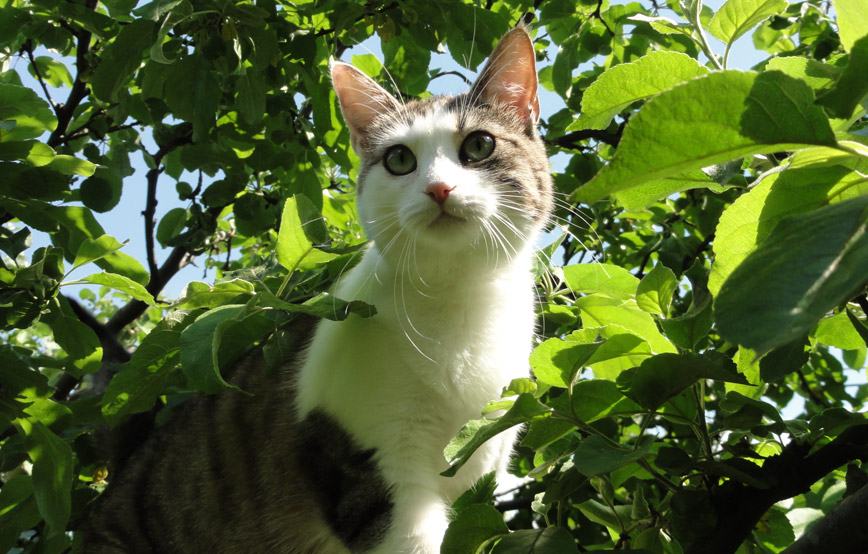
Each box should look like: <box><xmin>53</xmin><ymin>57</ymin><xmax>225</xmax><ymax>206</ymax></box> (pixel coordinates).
<box><xmin>331</xmin><ymin>62</ymin><xmax>400</xmax><ymax>152</ymax></box>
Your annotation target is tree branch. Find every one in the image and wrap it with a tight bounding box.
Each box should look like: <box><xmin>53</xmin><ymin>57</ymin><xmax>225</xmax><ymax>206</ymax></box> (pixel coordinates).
<box><xmin>47</xmin><ymin>0</ymin><xmax>97</xmax><ymax>148</ymax></box>
<box><xmin>547</xmin><ymin>129</ymin><xmax>621</xmax><ymax>149</ymax></box>
<box><xmin>781</xmin><ymin>478</ymin><xmax>868</xmax><ymax>554</ymax></box>
<box><xmin>686</xmin><ymin>424</ymin><xmax>868</xmax><ymax>554</ymax></box>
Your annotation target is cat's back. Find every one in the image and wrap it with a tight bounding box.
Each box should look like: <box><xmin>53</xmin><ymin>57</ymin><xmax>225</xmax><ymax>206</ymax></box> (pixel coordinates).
<box><xmin>80</xmin><ymin>330</ymin><xmax>393</xmax><ymax>554</ymax></box>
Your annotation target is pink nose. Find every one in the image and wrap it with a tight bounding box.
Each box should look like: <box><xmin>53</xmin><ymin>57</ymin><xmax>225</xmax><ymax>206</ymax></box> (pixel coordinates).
<box><xmin>425</xmin><ymin>182</ymin><xmax>455</xmax><ymax>205</ymax></box>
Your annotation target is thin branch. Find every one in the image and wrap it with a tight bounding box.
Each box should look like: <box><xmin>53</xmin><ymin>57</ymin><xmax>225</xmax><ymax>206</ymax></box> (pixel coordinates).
<box><xmin>430</xmin><ymin>70</ymin><xmax>472</xmax><ymax>86</ymax></box>
<box><xmin>23</xmin><ymin>43</ymin><xmax>59</xmax><ymax>113</ymax></box>
<box><xmin>796</xmin><ymin>367</ymin><xmax>830</xmax><ymax>408</ymax></box>
<box><xmin>547</xmin><ymin>129</ymin><xmax>621</xmax><ymax>149</ymax></box>
<box><xmin>592</xmin><ymin>0</ymin><xmax>616</xmax><ymax>38</ymax></box>
<box><xmin>47</xmin><ymin>0</ymin><xmax>97</xmax><ymax>148</ymax></box>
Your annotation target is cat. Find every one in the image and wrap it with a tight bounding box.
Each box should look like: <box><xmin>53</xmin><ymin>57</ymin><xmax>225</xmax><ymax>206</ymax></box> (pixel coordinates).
<box><xmin>81</xmin><ymin>24</ymin><xmax>553</xmax><ymax>554</ymax></box>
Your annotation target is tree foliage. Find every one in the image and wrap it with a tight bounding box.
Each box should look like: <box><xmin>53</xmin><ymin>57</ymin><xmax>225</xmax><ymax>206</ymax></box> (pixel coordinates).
<box><xmin>1</xmin><ymin>0</ymin><xmax>867</xmax><ymax>552</ymax></box>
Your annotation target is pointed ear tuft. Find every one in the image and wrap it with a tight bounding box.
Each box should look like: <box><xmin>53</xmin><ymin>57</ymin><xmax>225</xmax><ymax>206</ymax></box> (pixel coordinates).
<box><xmin>331</xmin><ymin>62</ymin><xmax>400</xmax><ymax>151</ymax></box>
<box><xmin>470</xmin><ymin>26</ymin><xmax>540</xmax><ymax>124</ymax></box>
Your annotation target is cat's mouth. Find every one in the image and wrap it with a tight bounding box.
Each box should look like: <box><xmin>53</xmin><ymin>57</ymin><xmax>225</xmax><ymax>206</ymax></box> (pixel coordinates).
<box><xmin>429</xmin><ymin>212</ymin><xmax>467</xmax><ymax>227</ymax></box>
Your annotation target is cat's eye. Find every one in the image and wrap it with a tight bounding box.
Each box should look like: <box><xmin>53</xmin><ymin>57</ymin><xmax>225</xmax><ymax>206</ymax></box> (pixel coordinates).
<box><xmin>384</xmin><ymin>145</ymin><xmax>417</xmax><ymax>175</ymax></box>
<box><xmin>460</xmin><ymin>131</ymin><xmax>495</xmax><ymax>163</ymax></box>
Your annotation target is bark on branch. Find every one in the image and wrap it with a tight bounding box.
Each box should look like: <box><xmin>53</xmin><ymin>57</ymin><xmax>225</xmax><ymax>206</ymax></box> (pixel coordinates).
<box><xmin>686</xmin><ymin>424</ymin><xmax>868</xmax><ymax>554</ymax></box>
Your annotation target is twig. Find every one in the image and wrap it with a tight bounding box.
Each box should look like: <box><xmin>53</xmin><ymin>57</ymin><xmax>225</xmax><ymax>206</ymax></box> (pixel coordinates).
<box><xmin>23</xmin><ymin>43</ymin><xmax>59</xmax><ymax>113</ymax></box>
<box><xmin>592</xmin><ymin>0</ymin><xmax>616</xmax><ymax>38</ymax></box>
<box><xmin>47</xmin><ymin>0</ymin><xmax>97</xmax><ymax>148</ymax></box>
<box><xmin>547</xmin><ymin>129</ymin><xmax>621</xmax><ymax>149</ymax></box>
<box><xmin>430</xmin><ymin>70</ymin><xmax>472</xmax><ymax>85</ymax></box>
<box><xmin>796</xmin><ymin>367</ymin><xmax>830</xmax><ymax>408</ymax></box>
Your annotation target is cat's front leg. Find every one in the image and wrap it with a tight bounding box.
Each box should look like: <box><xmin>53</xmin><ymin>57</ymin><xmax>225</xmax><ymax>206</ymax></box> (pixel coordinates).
<box><xmin>368</xmin><ymin>485</ymin><xmax>450</xmax><ymax>554</ymax></box>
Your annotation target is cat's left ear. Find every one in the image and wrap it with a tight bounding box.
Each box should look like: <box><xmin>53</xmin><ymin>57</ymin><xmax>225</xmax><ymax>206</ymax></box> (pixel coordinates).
<box><xmin>331</xmin><ymin>62</ymin><xmax>401</xmax><ymax>152</ymax></box>
<box><xmin>471</xmin><ymin>26</ymin><xmax>540</xmax><ymax>124</ymax></box>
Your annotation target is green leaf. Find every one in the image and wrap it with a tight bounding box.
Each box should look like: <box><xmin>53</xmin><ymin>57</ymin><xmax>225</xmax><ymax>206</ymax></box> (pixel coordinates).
<box><xmin>175</xmin><ymin>279</ymin><xmax>255</xmax><ymax>310</ymax></box>
<box><xmin>618</xmin><ymin>352</ymin><xmax>748</xmax><ymax>410</ymax></box>
<box><xmin>576</xmin><ymin>498</ymin><xmax>632</xmax><ymax>530</ymax></box>
<box><xmin>574</xmin><ymin>296</ymin><xmax>676</xmax><ymax>358</ymax></box>
<box><xmin>451</xmin><ymin>472</ymin><xmax>498</xmax><ymax>514</ymax></box>
<box><xmin>530</xmin><ymin>332</ymin><xmax>601</xmax><ymax>388</ymax></box>
<box><xmin>816</xmin><ymin>36</ymin><xmax>868</xmax><ymax>120</ymax></box>
<box><xmin>91</xmin><ymin>20</ymin><xmax>156</xmax><ymax>102</ymax></box>
<box><xmin>443</xmin><ymin>394</ymin><xmax>550</xmax><ymax>477</ymax></box>
<box><xmin>179</xmin><ymin>305</ymin><xmax>275</xmax><ymax>394</ymax></box>
<box><xmin>156</xmin><ymin>207</ymin><xmax>188</xmax><ymax>247</ymax></box>
<box><xmin>715</xmin><ymin>194</ymin><xmax>868</xmax><ymax>355</ymax></box>
<box><xmin>708</xmin><ymin>0</ymin><xmax>788</xmax><ymax>46</ymax></box>
<box><xmin>101</xmin><ymin>311</ymin><xmax>197</xmax><ymax>424</ymax></box>
<box><xmin>29</xmin><ymin>57</ymin><xmax>74</xmax><ymax>88</ymax></box>
<box><xmin>833</xmin><ymin>0</ymin><xmax>868</xmax><ymax>52</ymax></box>
<box><xmin>709</xmin><ymin>166</ymin><xmax>867</xmax><ymax>296</ymax></box>
<box><xmin>0</xmin><ymin>140</ymin><xmax>55</xmax><ymax>166</ymax></box>
<box><xmin>659</xmin><ymin>262</ymin><xmax>713</xmax><ymax>350</ymax></box>
<box><xmin>101</xmin><ymin>352</ymin><xmax>179</xmax><ymax>425</ymax></box>
<box><xmin>178</xmin><ymin>306</ymin><xmax>245</xmax><ymax>393</ymax></box>
<box><xmin>573</xmin><ymin>435</ymin><xmax>652</xmax><ymax>477</ymax></box>
<box><xmin>490</xmin><ymin>526</ymin><xmax>579</xmax><ymax>554</ymax></box>
<box><xmin>765</xmin><ymin>57</ymin><xmax>841</xmax><ymax>91</ymax></box>
<box><xmin>277</xmin><ymin>195</ymin><xmax>314</xmax><ymax>271</ymax></box>
<box><xmin>13</xmin><ymin>419</ymin><xmax>72</xmax><ymax>536</ymax></box>
<box><xmin>80</xmin><ymin>174</ymin><xmax>121</xmax><ymax>213</ymax></box>
<box><xmin>0</xmin><ymin>84</ymin><xmax>56</xmax><ymax>141</ymax></box>
<box><xmin>383</xmin><ymin>37</ymin><xmax>433</xmax><ymax>96</ymax></box>
<box><xmin>72</xmin><ymin>272</ymin><xmax>157</xmax><ymax>305</ymax></box>
<box><xmin>441</xmin><ymin>504</ymin><xmax>509</xmax><ymax>554</ymax></box>
<box><xmin>570</xmin><ymin>51</ymin><xmax>708</xmax><ymax>131</ymax></box>
<box><xmin>45</xmin><ymin>296</ymin><xmax>102</xmax><ymax>376</ymax></box>
<box><xmin>350</xmin><ymin>54</ymin><xmax>382</xmax><ymax>78</ymax></box>
<box><xmin>572</xmin><ymin>71</ymin><xmax>837</xmax><ymax>204</ymax></box>
<box><xmin>46</xmin><ymin>155</ymin><xmax>96</xmax><ymax>177</ymax></box>
<box><xmin>562</xmin><ymin>262</ymin><xmax>640</xmax><ymax>300</ymax></box>
<box><xmin>613</xmin><ymin>169</ymin><xmax>729</xmax><ymax>210</ymax></box>
<box><xmin>570</xmin><ymin>380</ymin><xmax>641</xmax><ymax>422</ymax></box>
<box><xmin>71</xmin><ymin>234</ymin><xmax>126</xmax><ymax>271</ymax></box>
<box><xmin>815</xmin><ymin>312</ymin><xmax>866</xmax><ymax>350</ymax></box>
<box><xmin>257</xmin><ymin>290</ymin><xmax>376</xmax><ymax>321</ymax></box>
<box><xmin>759</xmin><ymin>335</ymin><xmax>809</xmax><ymax>382</ymax></box>
<box><xmin>636</xmin><ymin>263</ymin><xmax>677</xmax><ymax>315</ymax></box>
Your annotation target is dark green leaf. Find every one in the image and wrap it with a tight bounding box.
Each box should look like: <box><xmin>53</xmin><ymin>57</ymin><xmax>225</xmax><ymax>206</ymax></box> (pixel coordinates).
<box><xmin>13</xmin><ymin>419</ymin><xmax>72</xmax><ymax>536</ymax></box>
<box><xmin>490</xmin><ymin>526</ymin><xmax>579</xmax><ymax>554</ymax></box>
<box><xmin>817</xmin><ymin>36</ymin><xmax>868</xmax><ymax>119</ymax></box>
<box><xmin>716</xmin><ymin>195</ymin><xmax>868</xmax><ymax>355</ymax></box>
<box><xmin>618</xmin><ymin>352</ymin><xmax>748</xmax><ymax>410</ymax></box>
<box><xmin>441</xmin><ymin>504</ymin><xmax>509</xmax><ymax>554</ymax></box>
<box><xmin>573</xmin><ymin>435</ymin><xmax>652</xmax><ymax>477</ymax></box>
<box><xmin>91</xmin><ymin>20</ymin><xmax>156</xmax><ymax>102</ymax></box>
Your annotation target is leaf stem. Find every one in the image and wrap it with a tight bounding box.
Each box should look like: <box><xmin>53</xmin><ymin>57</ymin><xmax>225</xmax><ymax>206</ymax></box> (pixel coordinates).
<box><xmin>693</xmin><ymin>382</ymin><xmax>715</xmax><ymax>462</ymax></box>
<box><xmin>681</xmin><ymin>0</ymin><xmax>724</xmax><ymax>70</ymax></box>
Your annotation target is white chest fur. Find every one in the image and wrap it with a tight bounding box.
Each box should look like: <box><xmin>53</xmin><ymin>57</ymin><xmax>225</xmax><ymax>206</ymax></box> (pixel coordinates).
<box><xmin>296</xmin><ymin>245</ymin><xmax>535</xmax><ymax>484</ymax></box>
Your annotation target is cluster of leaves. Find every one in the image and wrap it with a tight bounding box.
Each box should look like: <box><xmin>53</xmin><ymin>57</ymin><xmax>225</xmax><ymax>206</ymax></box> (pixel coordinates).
<box><xmin>0</xmin><ymin>0</ymin><xmax>867</xmax><ymax>552</ymax></box>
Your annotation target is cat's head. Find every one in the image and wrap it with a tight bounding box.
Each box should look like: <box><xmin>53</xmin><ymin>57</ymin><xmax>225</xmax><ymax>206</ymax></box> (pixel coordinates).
<box><xmin>332</xmin><ymin>26</ymin><xmax>553</xmax><ymax>269</ymax></box>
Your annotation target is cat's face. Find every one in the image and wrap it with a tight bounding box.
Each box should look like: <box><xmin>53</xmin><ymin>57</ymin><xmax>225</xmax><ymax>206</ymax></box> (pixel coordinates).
<box><xmin>332</xmin><ymin>27</ymin><xmax>553</xmax><ymax>266</ymax></box>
